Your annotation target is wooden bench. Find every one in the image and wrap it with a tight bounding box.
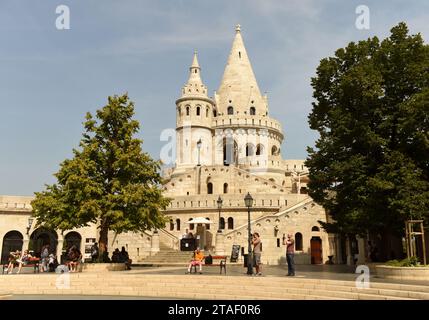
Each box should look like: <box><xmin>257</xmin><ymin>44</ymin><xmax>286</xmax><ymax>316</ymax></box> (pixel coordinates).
<box><xmin>191</xmin><ymin>255</ymin><xmax>227</xmax><ymax>274</ymax></box>
<box><xmin>2</xmin><ymin>258</ymin><xmax>40</xmax><ymax>274</ymax></box>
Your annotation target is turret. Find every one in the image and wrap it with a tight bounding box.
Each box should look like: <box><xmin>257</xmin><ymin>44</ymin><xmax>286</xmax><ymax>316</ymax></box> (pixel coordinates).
<box><xmin>175</xmin><ymin>51</ymin><xmax>215</xmax><ymax>169</ymax></box>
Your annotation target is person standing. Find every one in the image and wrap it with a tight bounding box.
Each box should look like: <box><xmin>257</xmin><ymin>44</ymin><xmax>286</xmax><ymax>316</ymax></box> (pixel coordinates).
<box><xmin>252</xmin><ymin>232</ymin><xmax>263</xmax><ymax>276</ymax></box>
<box><xmin>283</xmin><ymin>234</ymin><xmax>295</xmax><ymax>276</ymax></box>
<box><xmin>91</xmin><ymin>242</ymin><xmax>99</xmax><ymax>263</ymax></box>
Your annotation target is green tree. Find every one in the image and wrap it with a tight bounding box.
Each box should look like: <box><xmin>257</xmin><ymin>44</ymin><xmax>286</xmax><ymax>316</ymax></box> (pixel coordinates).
<box><xmin>306</xmin><ymin>23</ymin><xmax>429</xmax><ymax>245</ymax></box>
<box><xmin>31</xmin><ymin>93</ymin><xmax>170</xmax><ymax>260</ymax></box>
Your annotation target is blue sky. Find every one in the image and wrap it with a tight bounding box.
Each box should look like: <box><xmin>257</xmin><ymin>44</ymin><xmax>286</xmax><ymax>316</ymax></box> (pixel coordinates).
<box><xmin>1</xmin><ymin>0</ymin><xmax>428</xmax><ymax>195</ymax></box>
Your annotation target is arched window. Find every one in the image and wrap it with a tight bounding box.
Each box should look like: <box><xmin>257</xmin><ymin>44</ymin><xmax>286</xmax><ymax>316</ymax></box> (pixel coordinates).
<box><xmin>219</xmin><ymin>217</ymin><xmax>225</xmax><ymax>230</ymax></box>
<box><xmin>189</xmin><ymin>218</ymin><xmax>194</xmax><ymax>230</ymax></box>
<box><xmin>256</xmin><ymin>144</ymin><xmax>264</xmax><ymax>155</ymax></box>
<box><xmin>213</xmin><ymin>110</ymin><xmax>217</xmax><ymax>117</ymax></box>
<box><xmin>250</xmin><ymin>107</ymin><xmax>256</xmax><ymax>115</ymax></box>
<box><xmin>312</xmin><ymin>226</ymin><xmax>320</xmax><ymax>232</ymax></box>
<box><xmin>227</xmin><ymin>217</ymin><xmax>234</xmax><ymax>230</ymax></box>
<box><xmin>205</xmin><ymin>217</ymin><xmax>211</xmax><ymax>230</ymax></box>
<box><xmin>176</xmin><ymin>219</ymin><xmax>181</xmax><ymax>231</ymax></box>
<box><xmin>295</xmin><ymin>232</ymin><xmax>303</xmax><ymax>251</ymax></box>
<box><xmin>227</xmin><ymin>106</ymin><xmax>234</xmax><ymax>115</ymax></box>
<box><xmin>1</xmin><ymin>231</ymin><xmax>23</xmax><ymax>264</ymax></box>
<box><xmin>271</xmin><ymin>145</ymin><xmax>278</xmax><ymax>156</ymax></box>
<box><xmin>186</xmin><ymin>106</ymin><xmax>190</xmax><ymax>116</ymax></box>
<box><xmin>169</xmin><ymin>219</ymin><xmax>174</xmax><ymax>231</ymax></box>
<box><xmin>177</xmin><ymin>107</ymin><xmax>181</xmax><ymax>118</ymax></box>
<box><xmin>207</xmin><ymin>182</ymin><xmax>213</xmax><ymax>194</ymax></box>
<box><xmin>223</xmin><ymin>183</ymin><xmax>228</xmax><ymax>194</ymax></box>
<box><xmin>246</xmin><ymin>143</ymin><xmax>255</xmax><ymax>157</ymax></box>
<box><xmin>206</xmin><ymin>108</ymin><xmax>209</xmax><ymax>117</ymax></box>
<box><xmin>223</xmin><ymin>137</ymin><xmax>238</xmax><ymax>165</ymax></box>
<box><xmin>196</xmin><ymin>106</ymin><xmax>200</xmax><ymax>116</ymax></box>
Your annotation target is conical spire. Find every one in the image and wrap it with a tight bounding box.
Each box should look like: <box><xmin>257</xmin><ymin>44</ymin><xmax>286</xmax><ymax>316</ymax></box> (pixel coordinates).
<box><xmin>180</xmin><ymin>51</ymin><xmax>208</xmax><ymax>98</ymax></box>
<box><xmin>215</xmin><ymin>25</ymin><xmax>267</xmax><ymax>116</ymax></box>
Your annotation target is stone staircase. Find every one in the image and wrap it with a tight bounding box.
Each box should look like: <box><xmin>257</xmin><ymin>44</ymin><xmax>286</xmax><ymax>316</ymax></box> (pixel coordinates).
<box><xmin>1</xmin><ymin>272</ymin><xmax>429</xmax><ymax>300</ymax></box>
<box><xmin>138</xmin><ymin>244</ymin><xmax>194</xmax><ymax>265</ymax></box>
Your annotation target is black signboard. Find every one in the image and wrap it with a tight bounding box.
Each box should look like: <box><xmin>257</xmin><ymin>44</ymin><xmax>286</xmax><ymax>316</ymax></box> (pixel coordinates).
<box><xmin>230</xmin><ymin>244</ymin><xmax>240</xmax><ymax>262</ymax></box>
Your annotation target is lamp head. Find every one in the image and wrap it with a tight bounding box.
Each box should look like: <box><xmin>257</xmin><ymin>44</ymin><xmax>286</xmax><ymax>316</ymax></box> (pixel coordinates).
<box><xmin>244</xmin><ymin>192</ymin><xmax>253</xmax><ymax>208</ymax></box>
<box><xmin>217</xmin><ymin>196</ymin><xmax>223</xmax><ymax>209</ymax></box>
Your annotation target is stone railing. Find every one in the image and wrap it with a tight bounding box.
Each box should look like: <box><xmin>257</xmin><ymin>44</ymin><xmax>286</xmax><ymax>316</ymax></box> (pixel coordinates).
<box><xmin>212</xmin><ymin>115</ymin><xmax>282</xmax><ymax>133</ymax></box>
<box><xmin>158</xmin><ymin>228</ymin><xmax>179</xmax><ymax>250</ymax></box>
<box><xmin>0</xmin><ymin>202</ymin><xmax>32</xmax><ymax>211</ymax></box>
<box><xmin>222</xmin><ymin>196</ymin><xmax>314</xmax><ymax>237</ymax></box>
<box><xmin>233</xmin><ymin>166</ymin><xmax>286</xmax><ymax>191</ymax></box>
<box><xmin>166</xmin><ymin>194</ymin><xmax>296</xmax><ymax>211</ymax></box>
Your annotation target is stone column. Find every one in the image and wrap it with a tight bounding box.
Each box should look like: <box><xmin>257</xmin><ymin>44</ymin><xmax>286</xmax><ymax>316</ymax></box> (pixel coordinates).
<box><xmin>151</xmin><ymin>231</ymin><xmax>160</xmax><ymax>256</ymax></box>
<box><xmin>346</xmin><ymin>237</ymin><xmax>354</xmax><ymax>266</ymax></box>
<box><xmin>215</xmin><ymin>232</ymin><xmax>225</xmax><ymax>255</ymax></box>
<box><xmin>23</xmin><ymin>234</ymin><xmax>30</xmax><ymax>252</ymax></box>
<box><xmin>57</xmin><ymin>233</ymin><xmax>64</xmax><ymax>263</ymax></box>
<box><xmin>357</xmin><ymin>236</ymin><xmax>366</xmax><ymax>265</ymax></box>
<box><xmin>335</xmin><ymin>236</ymin><xmax>343</xmax><ymax>264</ymax></box>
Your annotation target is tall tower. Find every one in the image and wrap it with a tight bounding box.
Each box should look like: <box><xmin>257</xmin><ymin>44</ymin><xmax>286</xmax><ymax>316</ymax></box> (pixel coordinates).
<box><xmin>213</xmin><ymin>25</ymin><xmax>284</xmax><ymax>176</ymax></box>
<box><xmin>175</xmin><ymin>51</ymin><xmax>215</xmax><ymax>171</ymax></box>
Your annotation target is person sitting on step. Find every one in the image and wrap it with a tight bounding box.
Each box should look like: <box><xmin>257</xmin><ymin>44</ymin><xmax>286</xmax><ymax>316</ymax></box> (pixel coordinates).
<box><xmin>186</xmin><ymin>248</ymin><xmax>204</xmax><ymax>274</ymax></box>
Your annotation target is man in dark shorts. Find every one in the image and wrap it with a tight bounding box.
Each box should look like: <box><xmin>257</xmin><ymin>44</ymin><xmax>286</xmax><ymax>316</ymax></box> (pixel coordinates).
<box><xmin>252</xmin><ymin>232</ymin><xmax>262</xmax><ymax>276</ymax></box>
<box><xmin>283</xmin><ymin>233</ymin><xmax>295</xmax><ymax>276</ymax></box>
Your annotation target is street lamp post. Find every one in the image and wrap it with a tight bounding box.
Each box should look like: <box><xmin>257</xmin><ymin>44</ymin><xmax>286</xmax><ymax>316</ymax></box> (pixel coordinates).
<box><xmin>26</xmin><ymin>217</ymin><xmax>34</xmax><ymax>235</ymax></box>
<box><xmin>196</xmin><ymin>139</ymin><xmax>202</xmax><ymax>166</ymax></box>
<box><xmin>217</xmin><ymin>196</ymin><xmax>223</xmax><ymax>233</ymax></box>
<box><xmin>244</xmin><ymin>192</ymin><xmax>254</xmax><ymax>275</ymax></box>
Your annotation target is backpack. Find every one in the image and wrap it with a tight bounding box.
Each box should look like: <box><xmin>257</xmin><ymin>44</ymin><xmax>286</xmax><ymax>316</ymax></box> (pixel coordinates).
<box><xmin>204</xmin><ymin>255</ymin><xmax>213</xmax><ymax>265</ymax></box>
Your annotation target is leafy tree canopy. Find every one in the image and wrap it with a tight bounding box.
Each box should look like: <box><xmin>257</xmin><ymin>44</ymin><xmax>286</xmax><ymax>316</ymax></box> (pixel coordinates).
<box><xmin>32</xmin><ymin>93</ymin><xmax>170</xmax><ymax>254</ymax></box>
<box><xmin>306</xmin><ymin>23</ymin><xmax>429</xmax><ymax>236</ymax></box>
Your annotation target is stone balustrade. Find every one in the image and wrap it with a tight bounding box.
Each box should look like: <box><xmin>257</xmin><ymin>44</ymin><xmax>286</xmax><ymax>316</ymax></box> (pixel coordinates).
<box><xmin>0</xmin><ymin>202</ymin><xmax>32</xmax><ymax>211</ymax></box>
<box><xmin>166</xmin><ymin>194</ymin><xmax>292</xmax><ymax>210</ymax></box>
<box><xmin>212</xmin><ymin>115</ymin><xmax>282</xmax><ymax>133</ymax></box>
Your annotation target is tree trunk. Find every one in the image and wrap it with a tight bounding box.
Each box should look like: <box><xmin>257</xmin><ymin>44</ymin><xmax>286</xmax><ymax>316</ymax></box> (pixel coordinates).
<box><xmin>99</xmin><ymin>224</ymin><xmax>109</xmax><ymax>263</ymax></box>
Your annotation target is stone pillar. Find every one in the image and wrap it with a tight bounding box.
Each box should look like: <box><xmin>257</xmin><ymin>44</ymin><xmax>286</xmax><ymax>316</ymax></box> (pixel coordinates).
<box><xmin>357</xmin><ymin>236</ymin><xmax>366</xmax><ymax>265</ymax></box>
<box><xmin>151</xmin><ymin>231</ymin><xmax>160</xmax><ymax>256</ymax></box>
<box><xmin>57</xmin><ymin>233</ymin><xmax>64</xmax><ymax>263</ymax></box>
<box><xmin>215</xmin><ymin>232</ymin><xmax>225</xmax><ymax>255</ymax></box>
<box><xmin>346</xmin><ymin>237</ymin><xmax>354</xmax><ymax>266</ymax></box>
<box><xmin>23</xmin><ymin>235</ymin><xmax>30</xmax><ymax>252</ymax></box>
<box><xmin>333</xmin><ymin>235</ymin><xmax>341</xmax><ymax>264</ymax></box>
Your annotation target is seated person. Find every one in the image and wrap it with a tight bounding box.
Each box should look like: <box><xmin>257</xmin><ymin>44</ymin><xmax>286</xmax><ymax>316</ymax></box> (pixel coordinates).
<box><xmin>119</xmin><ymin>247</ymin><xmax>132</xmax><ymax>270</ymax></box>
<box><xmin>186</xmin><ymin>248</ymin><xmax>204</xmax><ymax>274</ymax></box>
<box><xmin>16</xmin><ymin>250</ymin><xmax>32</xmax><ymax>274</ymax></box>
<box><xmin>48</xmin><ymin>254</ymin><xmax>58</xmax><ymax>272</ymax></box>
<box><xmin>6</xmin><ymin>250</ymin><xmax>20</xmax><ymax>274</ymax></box>
<box><xmin>111</xmin><ymin>248</ymin><xmax>121</xmax><ymax>263</ymax></box>
<box><xmin>67</xmin><ymin>245</ymin><xmax>82</xmax><ymax>272</ymax></box>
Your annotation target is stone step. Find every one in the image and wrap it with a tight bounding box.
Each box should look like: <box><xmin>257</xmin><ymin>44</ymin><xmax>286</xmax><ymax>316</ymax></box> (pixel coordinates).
<box><xmin>0</xmin><ymin>275</ymin><xmax>426</xmax><ymax>300</ymax></box>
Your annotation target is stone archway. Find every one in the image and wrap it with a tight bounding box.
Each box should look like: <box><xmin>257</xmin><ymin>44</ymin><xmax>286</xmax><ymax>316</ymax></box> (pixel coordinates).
<box><xmin>1</xmin><ymin>231</ymin><xmax>23</xmax><ymax>264</ymax></box>
<box><xmin>64</xmin><ymin>231</ymin><xmax>82</xmax><ymax>252</ymax></box>
<box><xmin>29</xmin><ymin>227</ymin><xmax>58</xmax><ymax>257</ymax></box>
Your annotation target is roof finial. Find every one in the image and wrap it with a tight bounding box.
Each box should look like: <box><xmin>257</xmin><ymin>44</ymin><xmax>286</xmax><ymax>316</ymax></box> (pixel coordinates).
<box><xmin>235</xmin><ymin>24</ymin><xmax>241</xmax><ymax>33</ymax></box>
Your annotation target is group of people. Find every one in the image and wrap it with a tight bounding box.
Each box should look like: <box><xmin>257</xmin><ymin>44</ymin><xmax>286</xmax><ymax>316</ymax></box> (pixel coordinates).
<box><xmin>111</xmin><ymin>247</ymin><xmax>132</xmax><ymax>270</ymax></box>
<box><xmin>4</xmin><ymin>245</ymin><xmax>60</xmax><ymax>274</ymax></box>
<box><xmin>5</xmin><ymin>249</ymin><xmax>34</xmax><ymax>274</ymax></box>
<box><xmin>184</xmin><ymin>233</ymin><xmax>296</xmax><ymax>277</ymax></box>
<box><xmin>248</xmin><ymin>232</ymin><xmax>295</xmax><ymax>276</ymax></box>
